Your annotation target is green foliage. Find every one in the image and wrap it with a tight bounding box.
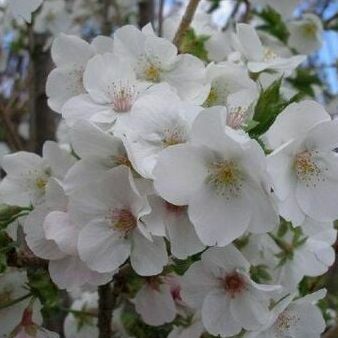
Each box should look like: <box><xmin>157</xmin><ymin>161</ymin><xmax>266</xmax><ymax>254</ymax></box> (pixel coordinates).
<box><xmin>0</xmin><ymin>231</ymin><xmax>15</xmax><ymax>273</ymax></box>
<box><xmin>122</xmin><ymin>305</ymin><xmax>172</xmax><ymax>338</ymax></box>
<box><xmin>256</xmin><ymin>6</ymin><xmax>289</xmax><ymax>43</ymax></box>
<box><xmin>0</xmin><ymin>204</ymin><xmax>31</xmax><ymax>230</ymax></box>
<box><xmin>287</xmin><ymin>68</ymin><xmax>322</xmax><ymax>98</ymax></box>
<box><xmin>250</xmin><ymin>265</ymin><xmax>272</xmax><ymax>283</ymax></box>
<box><xmin>180</xmin><ymin>29</ymin><xmax>210</xmax><ymax>61</ymax></box>
<box><xmin>27</xmin><ymin>268</ymin><xmax>60</xmax><ymax>309</ymax></box>
<box><xmin>249</xmin><ymin>78</ymin><xmax>287</xmax><ymax>137</ymax></box>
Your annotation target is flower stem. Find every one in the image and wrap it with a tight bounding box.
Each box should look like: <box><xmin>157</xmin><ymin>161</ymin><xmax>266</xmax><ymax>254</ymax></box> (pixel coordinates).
<box><xmin>173</xmin><ymin>0</ymin><xmax>202</xmax><ymax>49</ymax></box>
<box><xmin>98</xmin><ymin>282</ymin><xmax>115</xmax><ymax>338</ymax></box>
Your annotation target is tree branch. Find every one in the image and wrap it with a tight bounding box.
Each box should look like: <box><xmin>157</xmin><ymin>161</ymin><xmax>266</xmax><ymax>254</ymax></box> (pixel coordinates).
<box><xmin>98</xmin><ymin>282</ymin><xmax>115</xmax><ymax>338</ymax></box>
<box><xmin>158</xmin><ymin>0</ymin><xmax>165</xmax><ymax>36</ymax></box>
<box><xmin>173</xmin><ymin>0</ymin><xmax>202</xmax><ymax>49</ymax></box>
<box><xmin>323</xmin><ymin>326</ymin><xmax>338</xmax><ymax>338</ymax></box>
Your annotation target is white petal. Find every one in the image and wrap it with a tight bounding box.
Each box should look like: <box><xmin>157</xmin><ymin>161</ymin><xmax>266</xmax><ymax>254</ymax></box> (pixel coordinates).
<box><xmin>188</xmin><ymin>184</ymin><xmax>251</xmax><ymax>247</ymax></box>
<box><xmin>49</xmin><ymin>256</ymin><xmax>113</xmax><ymax>290</ymax></box>
<box><xmin>78</xmin><ymin>221</ymin><xmax>130</xmax><ymax>273</ymax></box>
<box><xmin>51</xmin><ymin>34</ymin><xmax>95</xmax><ymax>67</ymax></box>
<box><xmin>134</xmin><ymin>284</ymin><xmax>176</xmax><ymax>326</ymax></box>
<box><xmin>154</xmin><ymin>144</ymin><xmax>209</xmax><ymax>205</ymax></box>
<box><xmin>130</xmin><ymin>231</ymin><xmax>168</xmax><ymax>276</ymax></box>
<box><xmin>202</xmin><ymin>289</ymin><xmax>242</xmax><ymax>337</ymax></box>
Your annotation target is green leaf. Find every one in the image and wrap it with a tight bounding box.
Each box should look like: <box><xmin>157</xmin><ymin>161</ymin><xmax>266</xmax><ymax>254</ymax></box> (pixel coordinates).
<box><xmin>249</xmin><ymin>77</ymin><xmax>286</xmax><ymax>137</ymax></box>
<box><xmin>250</xmin><ymin>265</ymin><xmax>272</xmax><ymax>283</ymax></box>
<box><xmin>180</xmin><ymin>29</ymin><xmax>210</xmax><ymax>61</ymax></box>
<box><xmin>287</xmin><ymin>68</ymin><xmax>322</xmax><ymax>98</ymax></box>
<box><xmin>256</xmin><ymin>6</ymin><xmax>289</xmax><ymax>43</ymax></box>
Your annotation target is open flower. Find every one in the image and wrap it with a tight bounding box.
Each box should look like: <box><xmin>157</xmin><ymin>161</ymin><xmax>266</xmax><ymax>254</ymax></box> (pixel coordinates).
<box><xmin>61</xmin><ymin>52</ymin><xmax>159</xmax><ymax>129</ymax></box>
<box><xmin>288</xmin><ymin>14</ymin><xmax>323</xmax><ymax>55</ymax></box>
<box><xmin>245</xmin><ymin>289</ymin><xmax>326</xmax><ymax>338</ymax></box>
<box><xmin>24</xmin><ymin>179</ymin><xmax>113</xmax><ymax>290</ymax></box>
<box><xmin>181</xmin><ymin>245</ymin><xmax>281</xmax><ymax>337</ymax></box>
<box><xmin>71</xmin><ymin>166</ymin><xmax>168</xmax><ymax>275</ymax></box>
<box><xmin>154</xmin><ymin>107</ymin><xmax>278</xmax><ymax>247</ymax></box>
<box><xmin>120</xmin><ymin>87</ymin><xmax>201</xmax><ymax>179</ymax></box>
<box><xmin>114</xmin><ymin>25</ymin><xmax>209</xmax><ymax>104</ymax></box>
<box><xmin>268</xmin><ymin>119</ymin><xmax>338</xmax><ymax>224</ymax></box>
<box><xmin>0</xmin><ymin>141</ymin><xmax>75</xmax><ymax>207</ymax></box>
<box><xmin>46</xmin><ymin>34</ymin><xmax>113</xmax><ymax>113</ymax></box>
<box><xmin>234</xmin><ymin>24</ymin><xmax>305</xmax><ymax>74</ymax></box>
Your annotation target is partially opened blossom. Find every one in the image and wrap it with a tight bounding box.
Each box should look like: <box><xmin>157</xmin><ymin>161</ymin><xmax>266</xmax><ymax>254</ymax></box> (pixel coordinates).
<box><xmin>8</xmin><ymin>0</ymin><xmax>43</xmax><ymax>23</ymax></box>
<box><xmin>288</xmin><ymin>14</ymin><xmax>323</xmax><ymax>55</ymax></box>
<box><xmin>234</xmin><ymin>24</ymin><xmax>305</xmax><ymax>74</ymax></box>
<box><xmin>10</xmin><ymin>305</ymin><xmax>59</xmax><ymax>338</ymax></box>
<box><xmin>0</xmin><ymin>141</ymin><xmax>75</xmax><ymax>207</ymax></box>
<box><xmin>181</xmin><ymin>245</ymin><xmax>281</xmax><ymax>337</ymax></box>
<box><xmin>268</xmin><ymin>120</ymin><xmax>338</xmax><ymax>224</ymax></box>
<box><xmin>0</xmin><ymin>271</ymin><xmax>42</xmax><ymax>337</ymax></box>
<box><xmin>113</xmin><ymin>25</ymin><xmax>209</xmax><ymax>104</ymax></box>
<box><xmin>245</xmin><ymin>289</ymin><xmax>326</xmax><ymax>338</ymax></box>
<box><xmin>154</xmin><ymin>107</ymin><xmax>278</xmax><ymax>247</ymax></box>
<box><xmin>71</xmin><ymin>166</ymin><xmax>168</xmax><ymax>275</ymax></box>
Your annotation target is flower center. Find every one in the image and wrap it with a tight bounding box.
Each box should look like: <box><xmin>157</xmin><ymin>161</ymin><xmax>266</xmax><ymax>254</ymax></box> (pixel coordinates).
<box><xmin>112</xmin><ymin>154</ymin><xmax>132</xmax><ymax>168</ymax></box>
<box><xmin>263</xmin><ymin>47</ymin><xmax>278</xmax><ymax>62</ymax></box>
<box><xmin>144</xmin><ymin>64</ymin><xmax>161</xmax><ymax>82</ymax></box>
<box><xmin>227</xmin><ymin>106</ymin><xmax>248</xmax><ymax>129</ymax></box>
<box><xmin>207</xmin><ymin>161</ymin><xmax>243</xmax><ymax>198</ymax></box>
<box><xmin>294</xmin><ymin>151</ymin><xmax>321</xmax><ymax>185</ymax></box>
<box><xmin>302</xmin><ymin>22</ymin><xmax>317</xmax><ymax>37</ymax></box>
<box><xmin>35</xmin><ymin>177</ymin><xmax>48</xmax><ymax>190</ymax></box>
<box><xmin>111</xmin><ymin>209</ymin><xmax>136</xmax><ymax>235</ymax></box>
<box><xmin>162</xmin><ymin>126</ymin><xmax>188</xmax><ymax>147</ymax></box>
<box><xmin>275</xmin><ymin>310</ymin><xmax>300</xmax><ymax>335</ymax></box>
<box><xmin>223</xmin><ymin>272</ymin><xmax>246</xmax><ymax>298</ymax></box>
<box><xmin>111</xmin><ymin>82</ymin><xmax>137</xmax><ymax>113</ymax></box>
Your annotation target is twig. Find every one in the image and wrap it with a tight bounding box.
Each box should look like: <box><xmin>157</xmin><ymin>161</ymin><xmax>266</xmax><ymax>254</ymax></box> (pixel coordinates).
<box><xmin>98</xmin><ymin>282</ymin><xmax>115</xmax><ymax>338</ymax></box>
<box><xmin>0</xmin><ymin>293</ymin><xmax>32</xmax><ymax>310</ymax></box>
<box><xmin>7</xmin><ymin>248</ymin><xmax>48</xmax><ymax>269</ymax></box>
<box><xmin>173</xmin><ymin>0</ymin><xmax>202</xmax><ymax>49</ymax></box>
<box><xmin>323</xmin><ymin>325</ymin><xmax>338</xmax><ymax>338</ymax></box>
<box><xmin>101</xmin><ymin>0</ymin><xmax>112</xmax><ymax>35</ymax></box>
<box><xmin>240</xmin><ymin>0</ymin><xmax>251</xmax><ymax>23</ymax></box>
<box><xmin>324</xmin><ymin>12</ymin><xmax>338</xmax><ymax>29</ymax></box>
<box><xmin>158</xmin><ymin>0</ymin><xmax>165</xmax><ymax>36</ymax></box>
<box><xmin>223</xmin><ymin>0</ymin><xmax>241</xmax><ymax>31</ymax></box>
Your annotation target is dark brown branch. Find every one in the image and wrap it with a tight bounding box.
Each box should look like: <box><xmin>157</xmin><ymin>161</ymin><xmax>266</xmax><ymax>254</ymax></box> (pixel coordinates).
<box><xmin>323</xmin><ymin>326</ymin><xmax>338</xmax><ymax>338</ymax></box>
<box><xmin>98</xmin><ymin>282</ymin><xmax>115</xmax><ymax>338</ymax></box>
<box><xmin>173</xmin><ymin>0</ymin><xmax>202</xmax><ymax>48</ymax></box>
<box><xmin>7</xmin><ymin>248</ymin><xmax>48</xmax><ymax>269</ymax></box>
<box><xmin>158</xmin><ymin>0</ymin><xmax>165</xmax><ymax>36</ymax></box>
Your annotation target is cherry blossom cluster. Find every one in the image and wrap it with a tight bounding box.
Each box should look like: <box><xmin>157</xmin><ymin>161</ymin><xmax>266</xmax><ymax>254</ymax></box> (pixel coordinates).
<box><xmin>0</xmin><ymin>2</ymin><xmax>336</xmax><ymax>337</ymax></box>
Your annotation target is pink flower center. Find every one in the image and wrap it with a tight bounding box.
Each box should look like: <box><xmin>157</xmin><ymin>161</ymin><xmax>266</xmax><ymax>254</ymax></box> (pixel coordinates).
<box><xmin>170</xmin><ymin>285</ymin><xmax>182</xmax><ymax>302</ymax></box>
<box><xmin>223</xmin><ymin>272</ymin><xmax>246</xmax><ymax>298</ymax></box>
<box><xmin>111</xmin><ymin>209</ymin><xmax>136</xmax><ymax>235</ymax></box>
<box><xmin>111</xmin><ymin>82</ymin><xmax>137</xmax><ymax>113</ymax></box>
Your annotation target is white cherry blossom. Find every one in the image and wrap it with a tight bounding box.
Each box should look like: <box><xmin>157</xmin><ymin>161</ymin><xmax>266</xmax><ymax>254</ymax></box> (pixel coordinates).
<box><xmin>154</xmin><ymin>106</ymin><xmax>278</xmax><ymax>246</ymax></box>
